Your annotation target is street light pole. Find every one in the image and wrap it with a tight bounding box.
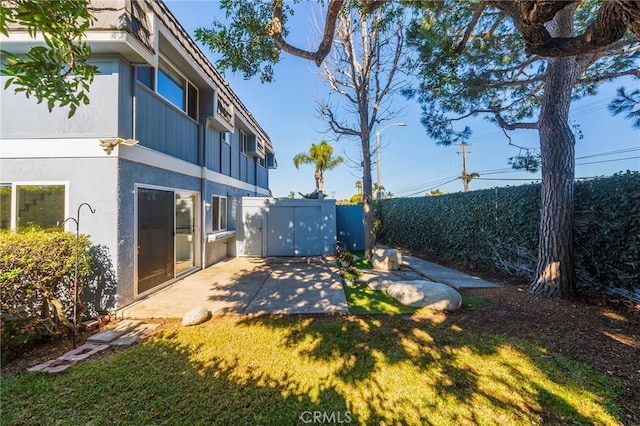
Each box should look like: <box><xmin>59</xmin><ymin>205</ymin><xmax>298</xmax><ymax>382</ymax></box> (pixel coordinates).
<box><xmin>375</xmin><ymin>122</ymin><xmax>406</xmax><ymax>200</ymax></box>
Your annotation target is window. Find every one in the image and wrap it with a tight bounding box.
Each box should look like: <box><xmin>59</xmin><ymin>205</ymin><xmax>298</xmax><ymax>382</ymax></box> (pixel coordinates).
<box><xmin>220</xmin><ymin>132</ymin><xmax>231</xmax><ymax>145</ymax></box>
<box><xmin>187</xmin><ymin>83</ymin><xmax>198</xmax><ymax>120</ymax></box>
<box><xmin>257</xmin><ymin>157</ymin><xmax>265</xmax><ymax>168</ymax></box>
<box><xmin>0</xmin><ymin>183</ymin><xmax>10</xmax><ymax>229</ymax></box>
<box><xmin>240</xmin><ymin>131</ymin><xmax>248</xmax><ymax>155</ymax></box>
<box><xmin>158</xmin><ymin>60</ymin><xmax>185</xmax><ymax>110</ymax></box>
<box><xmin>157</xmin><ymin>59</ymin><xmax>198</xmax><ymax>120</ymax></box>
<box><xmin>212</xmin><ymin>196</ymin><xmax>227</xmax><ymax>232</ymax></box>
<box><xmin>136</xmin><ymin>66</ymin><xmax>154</xmax><ymax>90</ymax></box>
<box><xmin>11</xmin><ymin>184</ymin><xmax>65</xmax><ymax>229</ymax></box>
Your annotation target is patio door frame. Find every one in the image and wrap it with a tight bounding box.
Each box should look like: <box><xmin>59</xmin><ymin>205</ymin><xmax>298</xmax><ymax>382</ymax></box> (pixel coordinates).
<box><xmin>134</xmin><ymin>184</ymin><xmax>201</xmax><ymax>298</ymax></box>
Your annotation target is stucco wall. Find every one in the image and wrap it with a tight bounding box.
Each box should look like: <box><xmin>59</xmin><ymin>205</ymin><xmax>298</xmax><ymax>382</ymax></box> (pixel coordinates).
<box><xmin>0</xmin><ymin>155</ymin><xmax>120</xmax><ymax>313</ymax></box>
<box><xmin>0</xmin><ymin>59</ymin><xmax>123</xmax><ymax>138</ymax></box>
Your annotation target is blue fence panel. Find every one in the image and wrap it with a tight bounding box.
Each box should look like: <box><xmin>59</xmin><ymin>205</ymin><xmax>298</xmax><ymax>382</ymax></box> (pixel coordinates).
<box><xmin>336</xmin><ymin>204</ymin><xmax>365</xmax><ymax>251</ymax></box>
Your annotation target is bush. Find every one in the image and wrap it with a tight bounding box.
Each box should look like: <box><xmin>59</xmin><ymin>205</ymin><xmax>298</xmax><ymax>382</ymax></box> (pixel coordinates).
<box><xmin>377</xmin><ymin>171</ymin><xmax>639</xmax><ymax>292</ymax></box>
<box><xmin>0</xmin><ymin>228</ymin><xmax>92</xmax><ymax>361</ymax></box>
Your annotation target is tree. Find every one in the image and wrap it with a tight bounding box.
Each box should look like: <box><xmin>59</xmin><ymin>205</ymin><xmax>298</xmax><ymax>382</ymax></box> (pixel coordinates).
<box><xmin>1</xmin><ymin>0</ymin><xmax>98</xmax><ymax>117</ymax></box>
<box><xmin>609</xmin><ymin>87</ymin><xmax>640</xmax><ymax>128</ymax></box>
<box><xmin>406</xmin><ymin>1</ymin><xmax>639</xmax><ymax>298</ymax></box>
<box><xmin>288</xmin><ymin>191</ymin><xmax>296</xmax><ymax>199</ymax></box>
<box><xmin>197</xmin><ymin>0</ymin><xmax>639</xmax><ymax>284</ymax></box>
<box><xmin>293</xmin><ymin>140</ymin><xmax>344</xmax><ymax>194</ymax></box>
<box><xmin>315</xmin><ymin>4</ymin><xmax>405</xmax><ymax>259</ymax></box>
<box><xmin>196</xmin><ymin>1</ymin><xmax>640</xmax><ymax>83</ymax></box>
<box><xmin>487</xmin><ymin>1</ymin><xmax>640</xmax><ymax>57</ymax></box>
<box><xmin>426</xmin><ymin>189</ymin><xmax>444</xmax><ymax>197</ymax></box>
<box><xmin>355</xmin><ymin>180</ymin><xmax>363</xmax><ymax>195</ymax></box>
<box><xmin>461</xmin><ymin>172</ymin><xmax>480</xmax><ymax>193</ymax></box>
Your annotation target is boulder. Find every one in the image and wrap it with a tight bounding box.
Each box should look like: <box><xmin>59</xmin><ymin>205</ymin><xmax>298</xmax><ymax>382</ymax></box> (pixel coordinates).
<box><xmin>386</xmin><ymin>280</ymin><xmax>462</xmax><ymax>311</ymax></box>
<box><xmin>372</xmin><ymin>248</ymin><xmax>403</xmax><ymax>271</ymax></box>
<box><xmin>182</xmin><ymin>306</ymin><xmax>211</xmax><ymax>326</ymax></box>
<box><xmin>366</xmin><ymin>276</ymin><xmax>400</xmax><ymax>291</ymax></box>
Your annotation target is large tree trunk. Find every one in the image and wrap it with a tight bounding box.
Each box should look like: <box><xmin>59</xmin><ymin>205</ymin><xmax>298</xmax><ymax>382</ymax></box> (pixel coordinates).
<box><xmin>529</xmin><ymin>9</ymin><xmax>579</xmax><ymax>298</ymax></box>
<box><xmin>362</xmin><ymin>134</ymin><xmax>376</xmax><ymax>260</ymax></box>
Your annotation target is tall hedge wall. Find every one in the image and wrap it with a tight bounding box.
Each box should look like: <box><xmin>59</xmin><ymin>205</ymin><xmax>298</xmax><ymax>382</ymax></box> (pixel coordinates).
<box><xmin>377</xmin><ymin>171</ymin><xmax>639</xmax><ymax>291</ymax></box>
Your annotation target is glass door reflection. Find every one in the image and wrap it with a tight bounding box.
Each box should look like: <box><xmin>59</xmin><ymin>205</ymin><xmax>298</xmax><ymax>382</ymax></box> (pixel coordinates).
<box><xmin>175</xmin><ymin>192</ymin><xmax>196</xmax><ymax>275</ymax></box>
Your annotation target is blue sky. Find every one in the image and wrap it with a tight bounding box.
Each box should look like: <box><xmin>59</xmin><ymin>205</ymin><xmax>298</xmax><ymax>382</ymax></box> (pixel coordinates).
<box><xmin>166</xmin><ymin>1</ymin><xmax>640</xmax><ymax>200</ymax></box>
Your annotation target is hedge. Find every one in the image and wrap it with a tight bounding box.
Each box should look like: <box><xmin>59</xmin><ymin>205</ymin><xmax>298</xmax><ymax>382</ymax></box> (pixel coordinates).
<box><xmin>377</xmin><ymin>171</ymin><xmax>639</xmax><ymax>291</ymax></box>
<box><xmin>0</xmin><ymin>228</ymin><xmax>92</xmax><ymax>361</ymax></box>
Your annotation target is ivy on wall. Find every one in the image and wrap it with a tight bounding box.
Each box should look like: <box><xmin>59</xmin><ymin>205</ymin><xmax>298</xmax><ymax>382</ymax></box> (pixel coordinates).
<box><xmin>377</xmin><ymin>171</ymin><xmax>639</xmax><ymax>291</ymax></box>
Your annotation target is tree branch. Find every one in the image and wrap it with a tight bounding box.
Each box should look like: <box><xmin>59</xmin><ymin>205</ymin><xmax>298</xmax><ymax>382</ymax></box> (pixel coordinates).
<box><xmin>491</xmin><ymin>106</ymin><xmax>540</xmax><ymax>130</ymax></box>
<box><xmin>489</xmin><ymin>0</ymin><xmax>640</xmax><ymax>57</ymax></box>
<box><xmin>270</xmin><ymin>0</ymin><xmax>344</xmax><ymax>66</ymax></box>
<box><xmin>455</xmin><ymin>3</ymin><xmax>487</xmax><ymax>53</ymax></box>
<box><xmin>578</xmin><ymin>68</ymin><xmax>640</xmax><ymax>85</ymax></box>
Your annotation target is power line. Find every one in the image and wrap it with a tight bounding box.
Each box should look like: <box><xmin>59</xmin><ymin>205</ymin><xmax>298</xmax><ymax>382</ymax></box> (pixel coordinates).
<box><xmin>404</xmin><ymin>177</ymin><xmax>462</xmax><ymax>197</ymax></box>
<box><xmin>576</xmin><ymin>156</ymin><xmax>640</xmax><ymax>166</ymax></box>
<box><xmin>576</xmin><ymin>147</ymin><xmax>640</xmax><ymax>160</ymax></box>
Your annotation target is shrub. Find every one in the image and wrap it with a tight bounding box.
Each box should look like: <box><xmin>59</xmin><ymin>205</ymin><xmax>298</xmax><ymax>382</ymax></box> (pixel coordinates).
<box><xmin>0</xmin><ymin>228</ymin><xmax>92</xmax><ymax>361</ymax></box>
<box><xmin>377</xmin><ymin>171</ymin><xmax>639</xmax><ymax>292</ymax></box>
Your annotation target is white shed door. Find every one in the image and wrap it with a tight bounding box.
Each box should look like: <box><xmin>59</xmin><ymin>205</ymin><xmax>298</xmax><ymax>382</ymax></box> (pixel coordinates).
<box><xmin>266</xmin><ymin>206</ymin><xmax>322</xmax><ymax>256</ymax></box>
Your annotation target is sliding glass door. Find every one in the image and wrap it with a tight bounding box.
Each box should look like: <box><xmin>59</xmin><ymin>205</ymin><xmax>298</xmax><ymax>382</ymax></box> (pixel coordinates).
<box><xmin>175</xmin><ymin>191</ymin><xmax>196</xmax><ymax>275</ymax></box>
<box><xmin>137</xmin><ymin>187</ymin><xmax>199</xmax><ymax>295</ymax></box>
<box><xmin>137</xmin><ymin>188</ymin><xmax>175</xmax><ymax>294</ymax></box>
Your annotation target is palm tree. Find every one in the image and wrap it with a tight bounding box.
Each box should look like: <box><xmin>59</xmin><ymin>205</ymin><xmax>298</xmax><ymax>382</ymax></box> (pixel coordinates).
<box><xmin>293</xmin><ymin>141</ymin><xmax>344</xmax><ymax>193</ymax></box>
<box><xmin>355</xmin><ymin>180</ymin><xmax>363</xmax><ymax>195</ymax></box>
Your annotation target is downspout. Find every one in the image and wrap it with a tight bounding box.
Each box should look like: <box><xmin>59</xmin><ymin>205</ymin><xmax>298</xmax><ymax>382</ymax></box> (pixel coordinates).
<box><xmin>200</xmin><ymin>118</ymin><xmax>208</xmax><ymax>269</ymax></box>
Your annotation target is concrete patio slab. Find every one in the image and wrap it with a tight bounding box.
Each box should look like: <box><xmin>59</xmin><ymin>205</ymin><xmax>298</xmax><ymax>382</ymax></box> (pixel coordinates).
<box><xmin>118</xmin><ymin>257</ymin><xmax>272</xmax><ymax>318</ymax></box>
<box><xmin>117</xmin><ymin>257</ymin><xmax>347</xmax><ymax>318</ymax></box>
<box><xmin>244</xmin><ymin>262</ymin><xmax>348</xmax><ymax>314</ymax></box>
<box><xmin>403</xmin><ymin>255</ymin><xmax>499</xmax><ymax>289</ymax></box>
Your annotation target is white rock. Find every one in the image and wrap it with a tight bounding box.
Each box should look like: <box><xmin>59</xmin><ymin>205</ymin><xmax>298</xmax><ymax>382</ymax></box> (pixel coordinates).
<box><xmin>371</xmin><ymin>248</ymin><xmax>402</xmax><ymax>271</ymax></box>
<box><xmin>366</xmin><ymin>276</ymin><xmax>400</xmax><ymax>291</ymax></box>
<box><xmin>386</xmin><ymin>280</ymin><xmax>462</xmax><ymax>311</ymax></box>
<box><xmin>182</xmin><ymin>306</ymin><xmax>211</xmax><ymax>326</ymax></box>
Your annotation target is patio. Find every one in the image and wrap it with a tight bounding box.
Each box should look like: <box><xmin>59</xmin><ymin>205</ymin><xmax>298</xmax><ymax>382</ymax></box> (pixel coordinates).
<box><xmin>117</xmin><ymin>257</ymin><xmax>349</xmax><ymax>318</ymax></box>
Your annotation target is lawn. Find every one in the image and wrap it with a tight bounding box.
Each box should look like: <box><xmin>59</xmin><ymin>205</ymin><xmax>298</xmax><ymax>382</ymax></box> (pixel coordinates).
<box><xmin>1</xmin><ymin>315</ymin><xmax>623</xmax><ymax>425</ymax></box>
<box><xmin>343</xmin><ymin>281</ymin><xmax>417</xmax><ymax>315</ymax></box>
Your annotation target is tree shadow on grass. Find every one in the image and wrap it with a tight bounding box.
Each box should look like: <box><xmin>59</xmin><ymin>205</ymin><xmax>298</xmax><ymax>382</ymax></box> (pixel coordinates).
<box><xmin>1</xmin><ymin>316</ymin><xmax>622</xmax><ymax>425</ymax></box>
<box><xmin>235</xmin><ymin>314</ymin><xmax>620</xmax><ymax>424</ymax></box>
<box><xmin>1</xmin><ymin>332</ymin><xmax>355</xmax><ymax>425</ymax></box>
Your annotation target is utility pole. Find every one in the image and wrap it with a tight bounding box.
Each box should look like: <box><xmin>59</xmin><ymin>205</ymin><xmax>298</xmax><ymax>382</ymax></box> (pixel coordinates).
<box><xmin>456</xmin><ymin>143</ymin><xmax>471</xmax><ymax>192</ymax></box>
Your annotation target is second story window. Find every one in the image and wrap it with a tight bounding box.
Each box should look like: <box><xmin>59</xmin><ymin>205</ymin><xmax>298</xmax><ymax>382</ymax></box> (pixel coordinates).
<box><xmin>240</xmin><ymin>131</ymin><xmax>248</xmax><ymax>155</ymax></box>
<box><xmin>157</xmin><ymin>59</ymin><xmax>198</xmax><ymax>121</ymax></box>
<box><xmin>136</xmin><ymin>66</ymin><xmax>154</xmax><ymax>90</ymax></box>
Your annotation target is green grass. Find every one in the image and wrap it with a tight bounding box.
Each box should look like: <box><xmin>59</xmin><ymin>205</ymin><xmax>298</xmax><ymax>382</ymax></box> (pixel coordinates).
<box><xmin>344</xmin><ymin>281</ymin><xmax>417</xmax><ymax>315</ymax></box>
<box><xmin>351</xmin><ymin>250</ymin><xmax>373</xmax><ymax>269</ymax></box>
<box><xmin>1</xmin><ymin>316</ymin><xmax>623</xmax><ymax>425</ymax></box>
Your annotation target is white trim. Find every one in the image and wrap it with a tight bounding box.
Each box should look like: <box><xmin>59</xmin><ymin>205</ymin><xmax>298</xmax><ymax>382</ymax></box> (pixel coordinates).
<box><xmin>120</xmin><ymin>145</ymin><xmax>202</xmax><ymax>178</ymax></box>
<box><xmin>1</xmin><ymin>31</ymin><xmax>156</xmax><ymax>66</ymax></box>
<box><xmin>207</xmin><ymin>230</ymin><xmax>235</xmax><ymax>242</ymax></box>
<box><xmin>119</xmin><ymin>144</ymin><xmax>269</xmax><ymax>194</ymax></box>
<box><xmin>0</xmin><ymin>139</ymin><xmax>114</xmax><ymax>159</ymax></box>
<box><xmin>1</xmin><ymin>140</ymin><xmax>271</xmax><ymax>195</ymax></box>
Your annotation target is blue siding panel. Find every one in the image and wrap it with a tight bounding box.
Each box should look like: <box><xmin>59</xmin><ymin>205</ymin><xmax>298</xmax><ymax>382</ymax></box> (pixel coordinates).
<box><xmin>336</xmin><ymin>205</ymin><xmax>365</xmax><ymax>251</ymax></box>
<box><xmin>135</xmin><ymin>83</ymin><xmax>198</xmax><ymax>164</ymax></box>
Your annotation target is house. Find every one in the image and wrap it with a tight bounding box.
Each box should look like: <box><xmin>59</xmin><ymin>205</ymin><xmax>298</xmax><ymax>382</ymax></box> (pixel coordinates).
<box><xmin>0</xmin><ymin>0</ymin><xmax>277</xmax><ymax>311</ymax></box>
